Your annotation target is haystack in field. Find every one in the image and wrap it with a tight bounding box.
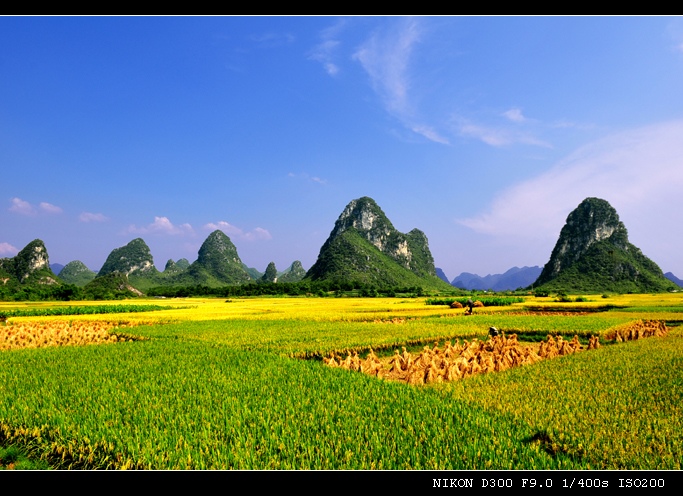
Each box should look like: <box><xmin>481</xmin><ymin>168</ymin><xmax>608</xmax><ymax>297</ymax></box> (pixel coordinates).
<box><xmin>322</xmin><ymin>321</ymin><xmax>667</xmax><ymax>386</ymax></box>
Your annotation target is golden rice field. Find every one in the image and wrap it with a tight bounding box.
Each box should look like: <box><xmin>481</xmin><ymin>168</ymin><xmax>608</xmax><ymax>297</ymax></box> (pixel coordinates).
<box><xmin>0</xmin><ymin>293</ymin><xmax>681</xmax><ymax>469</ymax></box>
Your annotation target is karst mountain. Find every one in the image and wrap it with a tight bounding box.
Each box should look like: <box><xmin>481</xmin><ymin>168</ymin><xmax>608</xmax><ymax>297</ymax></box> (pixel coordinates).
<box><xmin>533</xmin><ymin>197</ymin><xmax>675</xmax><ymax>293</ymax></box>
<box><xmin>305</xmin><ymin>197</ymin><xmax>451</xmax><ymax>289</ymax></box>
<box><xmin>0</xmin><ymin>239</ymin><xmax>60</xmax><ymax>286</ymax></box>
<box><xmin>174</xmin><ymin>230</ymin><xmax>252</xmax><ymax>287</ymax></box>
<box><xmin>278</xmin><ymin>261</ymin><xmax>306</xmax><ymax>283</ymax></box>
<box><xmin>57</xmin><ymin>260</ymin><xmax>97</xmax><ymax>287</ymax></box>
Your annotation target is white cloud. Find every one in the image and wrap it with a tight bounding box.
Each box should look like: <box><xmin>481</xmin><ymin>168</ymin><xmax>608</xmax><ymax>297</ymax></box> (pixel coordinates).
<box><xmin>454</xmin><ymin>116</ymin><xmax>552</xmax><ymax>148</ymax></box>
<box><xmin>39</xmin><ymin>202</ymin><xmax>63</xmax><ymax>214</ymax></box>
<box><xmin>665</xmin><ymin>19</ymin><xmax>683</xmax><ymax>54</ymax></box>
<box><xmin>457</xmin><ymin>121</ymin><xmax>512</xmax><ymax>147</ymax></box>
<box><xmin>309</xmin><ymin>18</ymin><xmax>349</xmax><ymax>77</ymax></box>
<box><xmin>550</xmin><ymin>119</ymin><xmax>597</xmax><ymax>131</ymax></box>
<box><xmin>309</xmin><ymin>39</ymin><xmax>341</xmax><ymax>76</ymax></box>
<box><xmin>8</xmin><ymin>198</ymin><xmax>63</xmax><ymax>215</ymax></box>
<box><xmin>503</xmin><ymin>108</ymin><xmax>526</xmax><ymax>123</ymax></box>
<box><xmin>203</xmin><ymin>221</ymin><xmax>272</xmax><ymax>241</ymax></box>
<box><xmin>79</xmin><ymin>212</ymin><xmax>108</xmax><ymax>223</ymax></box>
<box><xmin>0</xmin><ymin>242</ymin><xmax>18</xmax><ymax>256</ymax></box>
<box><xmin>456</xmin><ymin>120</ymin><xmax>683</xmax><ymax>272</ymax></box>
<box><xmin>128</xmin><ymin>216</ymin><xmax>194</xmax><ymax>236</ymax></box>
<box><xmin>288</xmin><ymin>172</ymin><xmax>328</xmax><ymax>185</ymax></box>
<box><xmin>410</xmin><ymin>124</ymin><xmax>450</xmax><ymax>145</ymax></box>
<box><xmin>250</xmin><ymin>32</ymin><xmax>295</xmax><ymax>47</ymax></box>
<box><xmin>247</xmin><ymin>227</ymin><xmax>272</xmax><ymax>241</ymax></box>
<box><xmin>351</xmin><ymin>17</ymin><xmax>451</xmax><ymax>145</ymax></box>
<box><xmin>353</xmin><ymin>18</ymin><xmax>419</xmax><ymax>119</ymax></box>
<box><xmin>9</xmin><ymin>197</ymin><xmax>36</xmax><ymax>215</ymax></box>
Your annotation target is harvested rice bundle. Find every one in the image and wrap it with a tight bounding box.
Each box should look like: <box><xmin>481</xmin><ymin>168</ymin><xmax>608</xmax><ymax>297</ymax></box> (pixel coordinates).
<box><xmin>323</xmin><ymin>353</ymin><xmax>339</xmax><ymax>367</ymax></box>
<box><xmin>360</xmin><ymin>349</ymin><xmax>382</xmax><ymax>377</ymax></box>
<box><xmin>605</xmin><ymin>320</ymin><xmax>668</xmax><ymax>342</ymax></box>
<box><xmin>587</xmin><ymin>335</ymin><xmax>600</xmax><ymax>349</ymax></box>
<box><xmin>322</xmin><ymin>322</ymin><xmax>645</xmax><ymax>386</ymax></box>
<box><xmin>0</xmin><ymin>320</ymin><xmax>135</xmax><ymax>351</ymax></box>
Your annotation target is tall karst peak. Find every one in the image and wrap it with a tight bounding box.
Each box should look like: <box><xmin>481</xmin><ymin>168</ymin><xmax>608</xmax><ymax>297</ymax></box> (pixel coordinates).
<box><xmin>325</xmin><ymin>197</ymin><xmax>435</xmax><ymax>277</ymax></box>
<box><xmin>331</xmin><ymin>196</ymin><xmax>396</xmax><ymax>248</ymax></box>
<box><xmin>0</xmin><ymin>239</ymin><xmax>59</xmax><ymax>284</ymax></box>
<box><xmin>187</xmin><ymin>230</ymin><xmax>251</xmax><ymax>285</ymax></box>
<box><xmin>197</xmin><ymin>230</ymin><xmax>242</xmax><ymax>267</ymax></box>
<box><xmin>15</xmin><ymin>239</ymin><xmax>51</xmax><ymax>282</ymax></box>
<box><xmin>261</xmin><ymin>262</ymin><xmax>278</xmax><ymax>283</ymax></box>
<box><xmin>99</xmin><ymin>238</ymin><xmax>157</xmax><ymax>277</ymax></box>
<box><xmin>278</xmin><ymin>260</ymin><xmax>306</xmax><ymax>283</ymax></box>
<box><xmin>58</xmin><ymin>260</ymin><xmax>96</xmax><ymax>286</ymax></box>
<box><xmin>534</xmin><ymin>197</ymin><xmax>674</xmax><ymax>292</ymax></box>
<box><xmin>164</xmin><ymin>258</ymin><xmax>191</xmax><ymax>275</ymax></box>
<box><xmin>545</xmin><ymin>197</ymin><xmax>627</xmax><ymax>278</ymax></box>
<box><xmin>306</xmin><ymin>197</ymin><xmax>448</xmax><ymax>289</ymax></box>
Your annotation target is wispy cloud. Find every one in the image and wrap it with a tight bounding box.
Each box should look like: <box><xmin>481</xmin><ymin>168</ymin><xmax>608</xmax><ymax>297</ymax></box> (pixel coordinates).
<box><xmin>409</xmin><ymin>124</ymin><xmax>450</xmax><ymax>145</ymax></box>
<box><xmin>203</xmin><ymin>221</ymin><xmax>272</xmax><ymax>241</ymax></box>
<box><xmin>250</xmin><ymin>32</ymin><xmax>295</xmax><ymax>48</ymax></box>
<box><xmin>128</xmin><ymin>216</ymin><xmax>194</xmax><ymax>236</ymax></box>
<box><xmin>79</xmin><ymin>212</ymin><xmax>108</xmax><ymax>223</ymax></box>
<box><xmin>0</xmin><ymin>242</ymin><xmax>18</xmax><ymax>256</ymax></box>
<box><xmin>309</xmin><ymin>18</ymin><xmax>349</xmax><ymax>77</ymax></box>
<box><xmin>351</xmin><ymin>17</ymin><xmax>450</xmax><ymax>145</ymax></box>
<box><xmin>665</xmin><ymin>18</ymin><xmax>683</xmax><ymax>54</ymax></box>
<box><xmin>9</xmin><ymin>197</ymin><xmax>35</xmax><ymax>215</ymax></box>
<box><xmin>503</xmin><ymin>108</ymin><xmax>527</xmax><ymax>123</ymax></box>
<box><xmin>454</xmin><ymin>116</ymin><xmax>552</xmax><ymax>148</ymax></box>
<box><xmin>353</xmin><ymin>18</ymin><xmax>418</xmax><ymax>118</ymax></box>
<box><xmin>8</xmin><ymin>198</ymin><xmax>63</xmax><ymax>215</ymax></box>
<box><xmin>457</xmin><ymin>121</ymin><xmax>683</xmax><ymax>268</ymax></box>
<box><xmin>550</xmin><ymin>119</ymin><xmax>598</xmax><ymax>131</ymax></box>
<box><xmin>288</xmin><ymin>172</ymin><xmax>328</xmax><ymax>185</ymax></box>
<box><xmin>39</xmin><ymin>202</ymin><xmax>62</xmax><ymax>214</ymax></box>
<box><xmin>309</xmin><ymin>39</ymin><xmax>341</xmax><ymax>76</ymax></box>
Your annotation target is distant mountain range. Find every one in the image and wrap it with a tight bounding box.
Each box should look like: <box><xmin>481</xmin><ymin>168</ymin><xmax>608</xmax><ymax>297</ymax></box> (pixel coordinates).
<box><xmin>450</xmin><ymin>266</ymin><xmax>543</xmax><ymax>291</ymax></box>
<box><xmin>3</xmin><ymin>195</ymin><xmax>681</xmax><ymax>298</ymax></box>
<box><xmin>665</xmin><ymin>272</ymin><xmax>683</xmax><ymax>288</ymax></box>
<box><xmin>435</xmin><ymin>268</ymin><xmax>450</xmax><ymax>284</ymax></box>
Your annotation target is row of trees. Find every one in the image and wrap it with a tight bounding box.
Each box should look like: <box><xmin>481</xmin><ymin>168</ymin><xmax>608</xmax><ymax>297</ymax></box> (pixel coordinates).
<box><xmin>145</xmin><ymin>281</ymin><xmax>440</xmax><ymax>298</ymax></box>
<box><xmin>0</xmin><ymin>276</ymin><xmax>465</xmax><ymax>302</ymax></box>
<box><xmin>0</xmin><ymin>283</ymin><xmax>126</xmax><ymax>302</ymax></box>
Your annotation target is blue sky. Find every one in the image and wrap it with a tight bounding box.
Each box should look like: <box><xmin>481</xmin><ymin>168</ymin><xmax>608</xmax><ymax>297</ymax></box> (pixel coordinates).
<box><xmin>2</xmin><ymin>16</ymin><xmax>683</xmax><ymax>281</ymax></box>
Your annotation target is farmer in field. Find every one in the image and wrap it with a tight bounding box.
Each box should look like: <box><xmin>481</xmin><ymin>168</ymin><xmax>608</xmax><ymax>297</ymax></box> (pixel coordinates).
<box><xmin>465</xmin><ymin>298</ymin><xmax>475</xmax><ymax>315</ymax></box>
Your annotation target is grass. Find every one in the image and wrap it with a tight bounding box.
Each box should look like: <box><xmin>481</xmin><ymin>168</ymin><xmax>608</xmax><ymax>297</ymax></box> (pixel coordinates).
<box><xmin>0</xmin><ymin>444</ymin><xmax>49</xmax><ymax>470</ymax></box>
<box><xmin>0</xmin><ymin>293</ymin><xmax>681</xmax><ymax>469</ymax></box>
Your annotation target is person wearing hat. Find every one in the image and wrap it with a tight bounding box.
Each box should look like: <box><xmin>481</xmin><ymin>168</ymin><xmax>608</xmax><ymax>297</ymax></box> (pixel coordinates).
<box><xmin>465</xmin><ymin>298</ymin><xmax>474</xmax><ymax>315</ymax></box>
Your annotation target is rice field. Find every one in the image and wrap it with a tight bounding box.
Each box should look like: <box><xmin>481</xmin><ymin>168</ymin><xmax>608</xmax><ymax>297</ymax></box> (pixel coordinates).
<box><xmin>0</xmin><ymin>293</ymin><xmax>681</xmax><ymax>469</ymax></box>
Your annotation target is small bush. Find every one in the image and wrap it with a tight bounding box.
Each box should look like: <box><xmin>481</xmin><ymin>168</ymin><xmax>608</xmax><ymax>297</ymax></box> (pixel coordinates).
<box><xmin>555</xmin><ymin>291</ymin><xmax>572</xmax><ymax>303</ymax></box>
<box><xmin>0</xmin><ymin>445</ymin><xmax>20</xmax><ymax>464</ymax></box>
